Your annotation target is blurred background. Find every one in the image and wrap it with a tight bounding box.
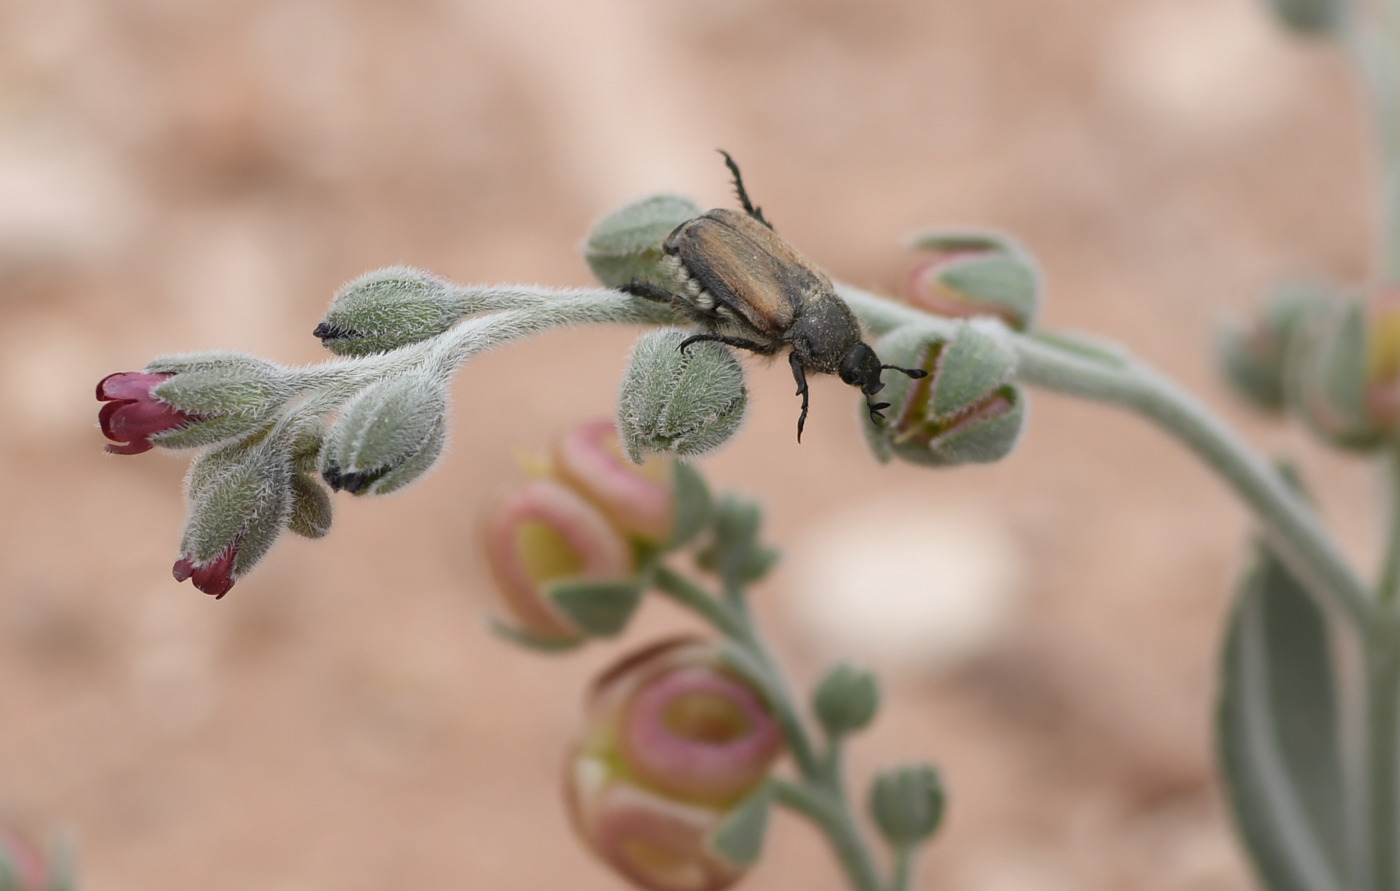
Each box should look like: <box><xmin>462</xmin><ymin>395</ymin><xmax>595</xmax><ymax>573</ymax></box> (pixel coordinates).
<box><xmin>0</xmin><ymin>0</ymin><xmax>1385</xmax><ymax>888</ymax></box>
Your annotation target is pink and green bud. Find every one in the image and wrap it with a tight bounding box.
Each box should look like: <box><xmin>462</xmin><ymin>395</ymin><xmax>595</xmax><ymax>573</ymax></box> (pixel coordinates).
<box><xmin>566</xmin><ymin>639</ymin><xmax>783</xmax><ymax>890</ymax></box>
<box><xmin>1217</xmin><ymin>282</ymin><xmax>1331</xmax><ymax>413</ymax></box>
<box><xmin>1365</xmin><ymin>288</ymin><xmax>1400</xmax><ymax>430</ymax></box>
<box><xmin>902</xmin><ymin>229</ymin><xmax>1041</xmax><ymax>331</ymax></box>
<box><xmin>0</xmin><ymin>827</ymin><xmax>67</xmax><ymax>891</ymax></box>
<box><xmin>483</xmin><ymin>479</ymin><xmax>634</xmax><ymax>644</ymax></box>
<box><xmin>96</xmin><ymin>372</ymin><xmax>193</xmax><ymax>455</ymax></box>
<box><xmin>554</xmin><ymin>420</ymin><xmax>675</xmax><ymax>543</ymax></box>
<box><xmin>1287</xmin><ymin>295</ymin><xmax>1395</xmax><ymax>450</ymax></box>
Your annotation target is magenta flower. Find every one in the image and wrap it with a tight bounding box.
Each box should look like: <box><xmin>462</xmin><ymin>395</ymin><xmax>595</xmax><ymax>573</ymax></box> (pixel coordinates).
<box><xmin>172</xmin><ymin>541</ymin><xmax>239</xmax><ymax>599</ymax></box>
<box><xmin>96</xmin><ymin>372</ymin><xmax>195</xmax><ymax>455</ymax></box>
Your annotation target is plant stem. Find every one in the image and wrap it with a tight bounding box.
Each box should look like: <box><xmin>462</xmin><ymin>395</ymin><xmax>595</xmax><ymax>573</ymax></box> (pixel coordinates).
<box><xmin>651</xmin><ymin>564</ymin><xmax>745</xmax><ymax>637</ymax></box>
<box><xmin>890</xmin><ymin>847</ymin><xmax>914</xmax><ymax>891</ymax></box>
<box><xmin>772</xmin><ymin>778</ymin><xmax>887</xmax><ymax>891</ymax></box>
<box><xmin>1381</xmin><ymin>448</ymin><xmax>1400</xmax><ymax>606</ymax></box>
<box><xmin>1365</xmin><ymin>620</ymin><xmax>1400</xmax><ymax>891</ymax></box>
<box><xmin>841</xmin><ymin>286</ymin><xmax>1374</xmax><ymax>632</ymax></box>
<box><xmin>1345</xmin><ymin>9</ymin><xmax>1400</xmax><ymax>283</ymax></box>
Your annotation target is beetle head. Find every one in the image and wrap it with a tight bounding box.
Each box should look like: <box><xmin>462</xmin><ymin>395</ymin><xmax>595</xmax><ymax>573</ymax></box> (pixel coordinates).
<box><xmin>840</xmin><ymin>342</ymin><xmax>929</xmax><ymax>423</ymax></box>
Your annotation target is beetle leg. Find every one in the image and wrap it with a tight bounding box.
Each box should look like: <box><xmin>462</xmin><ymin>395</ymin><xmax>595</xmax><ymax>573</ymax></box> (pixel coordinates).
<box><xmin>866</xmin><ymin>396</ymin><xmax>891</xmax><ymax>425</ymax></box>
<box><xmin>619</xmin><ymin>280</ymin><xmax>678</xmax><ymax>304</ymax></box>
<box><xmin>789</xmin><ymin>351</ymin><xmax>809</xmax><ymax>443</ymax></box>
<box><xmin>718</xmin><ymin>150</ymin><xmax>773</xmax><ymax>230</ymax></box>
<box><xmin>677</xmin><ymin>333</ymin><xmax>771</xmax><ymax>354</ymax></box>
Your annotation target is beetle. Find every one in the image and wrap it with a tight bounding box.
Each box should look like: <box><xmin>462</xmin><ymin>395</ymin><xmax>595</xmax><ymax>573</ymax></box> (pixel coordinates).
<box><xmin>620</xmin><ymin>151</ymin><xmax>926</xmax><ymax>442</ymax></box>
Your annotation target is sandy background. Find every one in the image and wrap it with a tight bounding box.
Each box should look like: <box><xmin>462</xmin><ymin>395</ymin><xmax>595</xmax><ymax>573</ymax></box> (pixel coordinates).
<box><xmin>0</xmin><ymin>0</ymin><xmax>1387</xmax><ymax>889</ymax></box>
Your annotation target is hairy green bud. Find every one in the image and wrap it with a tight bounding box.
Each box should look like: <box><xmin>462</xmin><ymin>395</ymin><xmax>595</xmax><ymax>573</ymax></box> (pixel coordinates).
<box><xmin>1218</xmin><ymin>282</ymin><xmax>1331</xmax><ymax>413</ymax></box>
<box><xmin>617</xmin><ymin>328</ymin><xmax>748</xmax><ymax>464</ymax></box>
<box><xmin>812</xmin><ymin>663</ymin><xmax>880</xmax><ymax>738</ymax></box>
<box><xmin>288</xmin><ymin>473</ymin><xmax>333</xmax><ymax>539</ymax></box>
<box><xmin>904</xmin><ymin>228</ymin><xmax>1042</xmax><ymax>330</ymax></box>
<box><xmin>862</xmin><ymin>321</ymin><xmax>1027</xmax><ymax>467</ymax></box>
<box><xmin>583</xmin><ymin>194</ymin><xmax>701</xmax><ymax>290</ymax></box>
<box><xmin>321</xmin><ymin>372</ymin><xmax>449</xmax><ymax>495</ymax></box>
<box><xmin>141</xmin><ymin>351</ymin><xmax>291</xmax><ymax>449</ymax></box>
<box><xmin>314</xmin><ymin>267</ymin><xmax>467</xmax><ymax>356</ymax></box>
<box><xmin>868</xmin><ymin>764</ymin><xmax>946</xmax><ymax>848</ymax></box>
<box><xmin>1287</xmin><ymin>297</ymin><xmax>1390</xmax><ymax>450</ymax></box>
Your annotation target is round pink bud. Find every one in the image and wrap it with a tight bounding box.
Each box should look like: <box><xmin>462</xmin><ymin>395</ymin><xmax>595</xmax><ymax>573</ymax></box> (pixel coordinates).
<box><xmin>483</xmin><ymin>478</ymin><xmax>634</xmax><ymax>643</ymax></box>
<box><xmin>582</xmin><ymin>639</ymin><xmax>783</xmax><ymax>807</ymax></box>
<box><xmin>554</xmin><ymin>420</ymin><xmax>675</xmax><ymax>542</ymax></box>
<box><xmin>566</xmin><ymin>752</ymin><xmax>745</xmax><ymax>891</ymax></box>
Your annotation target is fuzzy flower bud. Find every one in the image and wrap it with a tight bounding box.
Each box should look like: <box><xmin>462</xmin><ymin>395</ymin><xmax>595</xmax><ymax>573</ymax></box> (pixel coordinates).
<box><xmin>1263</xmin><ymin>0</ymin><xmax>1344</xmax><ymax>34</ymax></box>
<box><xmin>313</xmin><ymin>267</ymin><xmax>466</xmax><ymax>356</ymax></box>
<box><xmin>484</xmin><ymin>478</ymin><xmax>635</xmax><ymax>645</ymax></box>
<box><xmin>868</xmin><ymin>764</ymin><xmax>946</xmax><ymax>849</ymax></box>
<box><xmin>566</xmin><ymin>639</ymin><xmax>783</xmax><ymax>891</ymax></box>
<box><xmin>617</xmin><ymin>329</ymin><xmax>748</xmax><ymax>464</ymax></box>
<box><xmin>583</xmin><ymin>194</ymin><xmax>702</xmax><ymax>290</ymax></box>
<box><xmin>174</xmin><ymin>440</ymin><xmax>293</xmax><ymax>599</ymax></box>
<box><xmin>321</xmin><ymin>372</ymin><xmax>448</xmax><ymax>496</ymax></box>
<box><xmin>1288</xmin><ymin>296</ymin><xmax>1393</xmax><ymax>450</ymax></box>
<box><xmin>1217</xmin><ymin>282</ymin><xmax>1331</xmax><ymax>413</ymax></box>
<box><xmin>903</xmin><ymin>229</ymin><xmax>1042</xmax><ymax>331</ymax></box>
<box><xmin>96</xmin><ymin>352</ymin><xmax>289</xmax><ymax>454</ymax></box>
<box><xmin>862</xmin><ymin>321</ymin><xmax>1026</xmax><ymax>467</ymax></box>
<box><xmin>554</xmin><ymin>420</ymin><xmax>676</xmax><ymax>543</ymax></box>
<box><xmin>812</xmin><ymin>663</ymin><xmax>880</xmax><ymax>739</ymax></box>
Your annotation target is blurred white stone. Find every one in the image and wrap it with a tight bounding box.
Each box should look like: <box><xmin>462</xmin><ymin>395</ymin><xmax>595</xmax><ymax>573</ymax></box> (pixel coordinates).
<box><xmin>785</xmin><ymin>498</ymin><xmax>1024</xmax><ymax>677</ymax></box>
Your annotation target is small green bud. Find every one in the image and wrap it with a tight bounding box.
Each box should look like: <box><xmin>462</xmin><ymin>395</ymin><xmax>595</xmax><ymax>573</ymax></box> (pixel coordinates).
<box><xmin>582</xmin><ymin>194</ymin><xmax>701</xmax><ymax>289</ymax></box>
<box><xmin>288</xmin><ymin>473</ymin><xmax>333</xmax><ymax>539</ymax></box>
<box><xmin>321</xmin><ymin>372</ymin><xmax>449</xmax><ymax>495</ymax></box>
<box><xmin>1287</xmin><ymin>296</ymin><xmax>1390</xmax><ymax>450</ymax></box>
<box><xmin>1218</xmin><ymin>282</ymin><xmax>1331</xmax><ymax>412</ymax></box>
<box><xmin>314</xmin><ymin>267</ymin><xmax>466</xmax><ymax>356</ymax></box>
<box><xmin>904</xmin><ymin>229</ymin><xmax>1042</xmax><ymax>330</ymax></box>
<box><xmin>141</xmin><ymin>351</ymin><xmax>290</xmax><ymax>449</ymax></box>
<box><xmin>868</xmin><ymin>764</ymin><xmax>946</xmax><ymax>848</ymax></box>
<box><xmin>176</xmin><ymin>440</ymin><xmax>294</xmax><ymax>598</ymax></box>
<box><xmin>695</xmin><ymin>495</ymin><xmax>780</xmax><ymax>586</ymax></box>
<box><xmin>812</xmin><ymin>663</ymin><xmax>880</xmax><ymax>738</ymax></box>
<box><xmin>1263</xmin><ymin>0</ymin><xmax>1344</xmax><ymax>34</ymax></box>
<box><xmin>617</xmin><ymin>328</ymin><xmax>748</xmax><ymax>464</ymax></box>
<box><xmin>862</xmin><ymin>321</ymin><xmax>1027</xmax><ymax>467</ymax></box>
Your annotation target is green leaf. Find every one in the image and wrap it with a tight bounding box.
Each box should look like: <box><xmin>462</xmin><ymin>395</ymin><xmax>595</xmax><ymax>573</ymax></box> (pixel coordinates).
<box><xmin>707</xmin><ymin>783</ymin><xmax>772</xmax><ymax>867</ymax></box>
<box><xmin>486</xmin><ymin>618</ymin><xmax>585</xmax><ymax>653</ymax></box>
<box><xmin>666</xmin><ymin>461</ymin><xmax>712</xmax><ymax>550</ymax></box>
<box><xmin>546</xmin><ymin>579</ymin><xmax>645</xmax><ymax>637</ymax></box>
<box><xmin>695</xmin><ymin>496</ymin><xmax>778</xmax><ymax>585</ymax></box>
<box><xmin>1218</xmin><ymin>548</ymin><xmax>1348</xmax><ymax>891</ymax></box>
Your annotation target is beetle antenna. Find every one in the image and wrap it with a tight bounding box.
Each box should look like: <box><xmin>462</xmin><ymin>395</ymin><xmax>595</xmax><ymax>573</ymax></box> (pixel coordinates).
<box><xmin>718</xmin><ymin>149</ymin><xmax>773</xmax><ymax>230</ymax></box>
<box><xmin>881</xmin><ymin>364</ymin><xmax>928</xmax><ymax>380</ymax></box>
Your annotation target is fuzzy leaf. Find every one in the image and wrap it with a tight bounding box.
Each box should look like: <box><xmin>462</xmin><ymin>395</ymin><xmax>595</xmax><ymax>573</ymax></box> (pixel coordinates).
<box><xmin>546</xmin><ymin>579</ymin><xmax>645</xmax><ymax>637</ymax></box>
<box><xmin>667</xmin><ymin>461</ymin><xmax>713</xmax><ymax>550</ymax></box>
<box><xmin>707</xmin><ymin>783</ymin><xmax>772</xmax><ymax>868</ymax></box>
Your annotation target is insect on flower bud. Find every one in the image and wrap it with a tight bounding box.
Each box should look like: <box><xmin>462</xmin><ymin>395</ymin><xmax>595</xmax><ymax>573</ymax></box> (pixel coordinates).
<box><xmin>1217</xmin><ymin>282</ymin><xmax>1331</xmax><ymax>413</ymax></box>
<box><xmin>96</xmin><ymin>352</ymin><xmax>289</xmax><ymax>454</ymax></box>
<box><xmin>583</xmin><ymin>194</ymin><xmax>702</xmax><ymax>290</ymax></box>
<box><xmin>868</xmin><ymin>763</ymin><xmax>946</xmax><ymax>849</ymax></box>
<box><xmin>617</xmin><ymin>329</ymin><xmax>748</xmax><ymax>465</ymax></box>
<box><xmin>812</xmin><ymin>663</ymin><xmax>880</xmax><ymax>739</ymax></box>
<box><xmin>174</xmin><ymin>440</ymin><xmax>294</xmax><ymax>598</ymax></box>
<box><xmin>566</xmin><ymin>639</ymin><xmax>784</xmax><ymax>891</ymax></box>
<box><xmin>321</xmin><ymin>372</ymin><xmax>449</xmax><ymax>496</ymax></box>
<box><xmin>1262</xmin><ymin>0</ymin><xmax>1344</xmax><ymax>35</ymax></box>
<box><xmin>862</xmin><ymin>321</ymin><xmax>1027</xmax><ymax>467</ymax></box>
<box><xmin>1287</xmin><ymin>295</ymin><xmax>1394</xmax><ymax>450</ymax></box>
<box><xmin>483</xmin><ymin>479</ymin><xmax>635</xmax><ymax>645</ymax></box>
<box><xmin>313</xmin><ymin>267</ymin><xmax>466</xmax><ymax>356</ymax></box>
<box><xmin>903</xmin><ymin>229</ymin><xmax>1042</xmax><ymax>331</ymax></box>
<box><xmin>554</xmin><ymin>420</ymin><xmax>677</xmax><ymax>544</ymax></box>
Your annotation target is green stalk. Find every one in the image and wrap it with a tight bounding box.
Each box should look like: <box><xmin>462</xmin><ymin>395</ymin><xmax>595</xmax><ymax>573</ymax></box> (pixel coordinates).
<box><xmin>842</xmin><ymin>286</ymin><xmax>1374</xmax><ymax>632</ymax></box>
<box><xmin>1344</xmin><ymin>9</ymin><xmax>1400</xmax><ymax>283</ymax></box>
<box><xmin>1365</xmin><ymin>621</ymin><xmax>1400</xmax><ymax>891</ymax></box>
<box><xmin>1380</xmin><ymin>448</ymin><xmax>1400</xmax><ymax>606</ymax></box>
<box><xmin>772</xmin><ymin>778</ymin><xmax>887</xmax><ymax>891</ymax></box>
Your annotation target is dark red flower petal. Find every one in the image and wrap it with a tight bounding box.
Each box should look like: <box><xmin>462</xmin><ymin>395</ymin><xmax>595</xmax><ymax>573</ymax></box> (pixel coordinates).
<box><xmin>173</xmin><ymin>546</ymin><xmax>238</xmax><ymax>599</ymax></box>
<box><xmin>97</xmin><ymin>372</ymin><xmax>170</xmax><ymax>402</ymax></box>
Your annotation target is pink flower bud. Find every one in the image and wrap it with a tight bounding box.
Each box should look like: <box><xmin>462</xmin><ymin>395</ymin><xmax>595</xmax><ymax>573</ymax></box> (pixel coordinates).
<box><xmin>0</xmin><ymin>827</ymin><xmax>54</xmax><ymax>891</ymax></box>
<box><xmin>554</xmin><ymin>420</ymin><xmax>675</xmax><ymax>542</ymax></box>
<box><xmin>172</xmin><ymin>540</ymin><xmax>239</xmax><ymax>599</ymax></box>
<box><xmin>483</xmin><ymin>479</ymin><xmax>633</xmax><ymax>643</ymax></box>
<box><xmin>565</xmin><ymin>639</ymin><xmax>784</xmax><ymax>891</ymax></box>
<box><xmin>96</xmin><ymin>372</ymin><xmax>196</xmax><ymax>455</ymax></box>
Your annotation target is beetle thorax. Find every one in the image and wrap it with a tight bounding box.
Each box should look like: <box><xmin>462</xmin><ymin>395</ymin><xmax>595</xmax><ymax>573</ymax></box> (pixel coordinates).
<box><xmin>788</xmin><ymin>295</ymin><xmax>863</xmax><ymax>375</ymax></box>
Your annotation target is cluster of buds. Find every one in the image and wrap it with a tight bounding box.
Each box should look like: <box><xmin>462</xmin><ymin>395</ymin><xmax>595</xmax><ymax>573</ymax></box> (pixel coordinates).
<box><xmin>1219</xmin><ymin>284</ymin><xmax>1400</xmax><ymax>451</ymax></box>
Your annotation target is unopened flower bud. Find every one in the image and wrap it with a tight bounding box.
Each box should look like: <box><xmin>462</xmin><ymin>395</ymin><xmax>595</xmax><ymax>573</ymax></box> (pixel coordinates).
<box><xmin>483</xmin><ymin>479</ymin><xmax>635</xmax><ymax>645</ymax></box>
<box><xmin>1263</xmin><ymin>0</ymin><xmax>1344</xmax><ymax>34</ymax></box>
<box><xmin>1288</xmin><ymin>296</ymin><xmax>1392</xmax><ymax>450</ymax></box>
<box><xmin>868</xmin><ymin>764</ymin><xmax>946</xmax><ymax>848</ymax></box>
<box><xmin>1365</xmin><ymin>288</ymin><xmax>1400</xmax><ymax>430</ymax></box>
<box><xmin>321</xmin><ymin>373</ymin><xmax>448</xmax><ymax>495</ymax></box>
<box><xmin>96</xmin><ymin>352</ymin><xmax>289</xmax><ymax>454</ymax></box>
<box><xmin>903</xmin><ymin>229</ymin><xmax>1042</xmax><ymax>330</ymax></box>
<box><xmin>863</xmin><ymin>322</ymin><xmax>1027</xmax><ymax>467</ymax></box>
<box><xmin>288</xmin><ymin>473</ymin><xmax>333</xmax><ymax>539</ymax></box>
<box><xmin>1217</xmin><ymin>282</ymin><xmax>1331</xmax><ymax>412</ymax></box>
<box><xmin>812</xmin><ymin>663</ymin><xmax>880</xmax><ymax>738</ymax></box>
<box><xmin>175</xmin><ymin>440</ymin><xmax>293</xmax><ymax>598</ymax></box>
<box><xmin>566</xmin><ymin>639</ymin><xmax>783</xmax><ymax>890</ymax></box>
<box><xmin>583</xmin><ymin>194</ymin><xmax>701</xmax><ymax>290</ymax></box>
<box><xmin>554</xmin><ymin>420</ymin><xmax>676</xmax><ymax>543</ymax></box>
<box><xmin>313</xmin><ymin>267</ymin><xmax>466</xmax><ymax>356</ymax></box>
<box><xmin>617</xmin><ymin>329</ymin><xmax>748</xmax><ymax>464</ymax></box>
